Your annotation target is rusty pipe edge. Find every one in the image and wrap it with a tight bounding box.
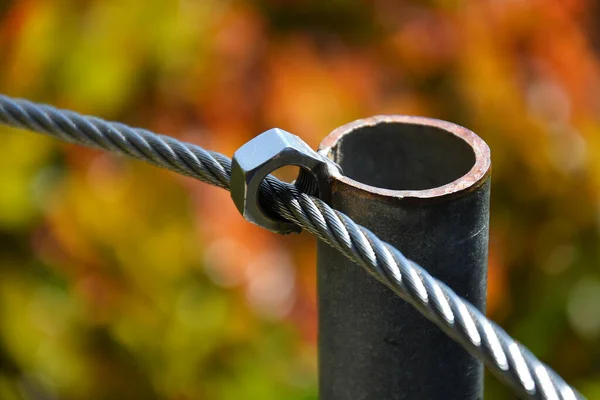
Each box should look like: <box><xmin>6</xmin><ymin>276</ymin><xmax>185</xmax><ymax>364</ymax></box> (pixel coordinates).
<box><xmin>318</xmin><ymin>115</ymin><xmax>491</xmax><ymax>202</ymax></box>
<box><xmin>317</xmin><ymin>115</ymin><xmax>491</xmax><ymax>400</ymax></box>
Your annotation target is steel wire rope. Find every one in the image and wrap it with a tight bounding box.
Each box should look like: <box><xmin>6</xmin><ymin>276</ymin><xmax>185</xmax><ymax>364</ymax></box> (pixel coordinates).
<box><xmin>0</xmin><ymin>94</ymin><xmax>584</xmax><ymax>400</ymax></box>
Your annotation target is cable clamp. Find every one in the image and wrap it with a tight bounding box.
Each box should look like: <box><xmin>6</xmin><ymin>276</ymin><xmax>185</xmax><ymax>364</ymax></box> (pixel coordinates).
<box><xmin>230</xmin><ymin>128</ymin><xmax>341</xmax><ymax>234</ymax></box>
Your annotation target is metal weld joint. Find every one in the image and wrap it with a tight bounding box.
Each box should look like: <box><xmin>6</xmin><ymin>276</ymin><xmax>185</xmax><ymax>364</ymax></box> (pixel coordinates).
<box><xmin>231</xmin><ymin>128</ymin><xmax>340</xmax><ymax>234</ymax></box>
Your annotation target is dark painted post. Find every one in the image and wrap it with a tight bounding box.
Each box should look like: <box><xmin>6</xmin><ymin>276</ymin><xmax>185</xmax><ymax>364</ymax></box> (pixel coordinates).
<box><xmin>317</xmin><ymin>116</ymin><xmax>491</xmax><ymax>400</ymax></box>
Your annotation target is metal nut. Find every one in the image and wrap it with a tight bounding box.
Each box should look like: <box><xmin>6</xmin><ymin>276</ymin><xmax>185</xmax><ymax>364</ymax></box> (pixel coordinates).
<box><xmin>231</xmin><ymin>128</ymin><xmax>340</xmax><ymax>234</ymax></box>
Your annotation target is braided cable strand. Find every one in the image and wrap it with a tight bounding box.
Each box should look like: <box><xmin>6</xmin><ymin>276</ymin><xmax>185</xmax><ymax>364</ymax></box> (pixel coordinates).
<box><xmin>0</xmin><ymin>94</ymin><xmax>583</xmax><ymax>400</ymax></box>
<box><xmin>0</xmin><ymin>96</ymin><xmax>232</xmax><ymax>189</ymax></box>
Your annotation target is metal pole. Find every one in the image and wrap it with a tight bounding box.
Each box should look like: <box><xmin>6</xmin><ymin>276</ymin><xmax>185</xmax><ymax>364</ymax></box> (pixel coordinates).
<box><xmin>317</xmin><ymin>116</ymin><xmax>491</xmax><ymax>400</ymax></box>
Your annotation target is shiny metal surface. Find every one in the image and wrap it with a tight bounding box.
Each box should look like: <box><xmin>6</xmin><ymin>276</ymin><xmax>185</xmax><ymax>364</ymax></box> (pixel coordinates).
<box><xmin>231</xmin><ymin>127</ymin><xmax>339</xmax><ymax>234</ymax></box>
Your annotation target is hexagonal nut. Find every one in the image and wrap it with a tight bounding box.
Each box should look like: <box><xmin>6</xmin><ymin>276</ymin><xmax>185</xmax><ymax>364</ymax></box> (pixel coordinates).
<box><xmin>231</xmin><ymin>128</ymin><xmax>336</xmax><ymax>234</ymax></box>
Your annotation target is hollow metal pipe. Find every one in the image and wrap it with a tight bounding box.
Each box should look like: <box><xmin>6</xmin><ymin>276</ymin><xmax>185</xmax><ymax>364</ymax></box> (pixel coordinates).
<box><xmin>317</xmin><ymin>116</ymin><xmax>491</xmax><ymax>400</ymax></box>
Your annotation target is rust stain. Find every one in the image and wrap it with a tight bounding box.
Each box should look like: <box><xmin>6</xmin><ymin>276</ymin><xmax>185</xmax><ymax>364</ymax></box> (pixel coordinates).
<box><xmin>319</xmin><ymin>115</ymin><xmax>491</xmax><ymax>205</ymax></box>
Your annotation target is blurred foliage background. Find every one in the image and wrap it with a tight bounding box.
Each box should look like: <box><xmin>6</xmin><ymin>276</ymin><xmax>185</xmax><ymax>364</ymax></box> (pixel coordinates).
<box><xmin>0</xmin><ymin>0</ymin><xmax>599</xmax><ymax>399</ymax></box>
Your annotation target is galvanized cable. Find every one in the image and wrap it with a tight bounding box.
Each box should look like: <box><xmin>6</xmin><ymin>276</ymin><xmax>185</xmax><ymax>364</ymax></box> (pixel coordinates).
<box><xmin>0</xmin><ymin>94</ymin><xmax>583</xmax><ymax>400</ymax></box>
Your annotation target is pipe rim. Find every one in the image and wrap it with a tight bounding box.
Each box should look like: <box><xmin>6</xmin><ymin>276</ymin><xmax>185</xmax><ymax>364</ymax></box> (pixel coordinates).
<box><xmin>319</xmin><ymin>115</ymin><xmax>491</xmax><ymax>200</ymax></box>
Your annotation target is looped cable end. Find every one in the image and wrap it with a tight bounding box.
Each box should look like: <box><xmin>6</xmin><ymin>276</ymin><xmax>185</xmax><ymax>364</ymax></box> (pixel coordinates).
<box><xmin>230</xmin><ymin>128</ymin><xmax>341</xmax><ymax>234</ymax></box>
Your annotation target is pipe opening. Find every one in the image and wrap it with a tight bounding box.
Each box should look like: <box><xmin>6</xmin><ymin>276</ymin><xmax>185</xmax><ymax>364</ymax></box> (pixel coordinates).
<box><xmin>332</xmin><ymin>121</ymin><xmax>476</xmax><ymax>191</ymax></box>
